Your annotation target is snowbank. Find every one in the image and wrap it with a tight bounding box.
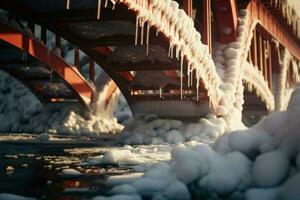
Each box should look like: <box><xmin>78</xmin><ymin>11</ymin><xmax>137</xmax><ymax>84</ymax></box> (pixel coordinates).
<box><xmin>61</xmin><ymin>168</ymin><xmax>83</xmax><ymax>178</ymax></box>
<box><xmin>0</xmin><ymin>193</ymin><xmax>36</xmax><ymax>200</ymax></box>
<box><xmin>0</xmin><ymin>70</ymin><xmax>130</xmax><ymax>135</ymax></box>
<box><xmin>0</xmin><ymin>12</ymin><xmax>131</xmax><ymax>135</ymax></box>
<box><xmin>93</xmin><ymin>88</ymin><xmax>300</xmax><ymax>200</ymax></box>
<box><xmin>118</xmin><ymin>114</ymin><xmax>228</xmax><ymax>145</ymax></box>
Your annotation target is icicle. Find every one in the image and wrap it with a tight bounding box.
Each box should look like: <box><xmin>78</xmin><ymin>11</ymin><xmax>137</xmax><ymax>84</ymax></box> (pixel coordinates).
<box><xmin>170</xmin><ymin>44</ymin><xmax>174</xmax><ymax>59</ymax></box>
<box><xmin>176</xmin><ymin>46</ymin><xmax>180</xmax><ymax>60</ymax></box>
<box><xmin>145</xmin><ymin>0</ymin><xmax>148</xmax><ymax>10</ymax></box>
<box><xmin>142</xmin><ymin>0</ymin><xmax>145</xmax><ymax>9</ymax></box>
<box><xmin>146</xmin><ymin>22</ymin><xmax>150</xmax><ymax>55</ymax></box>
<box><xmin>112</xmin><ymin>3</ymin><xmax>116</xmax><ymax>10</ymax></box>
<box><xmin>135</xmin><ymin>16</ymin><xmax>139</xmax><ymax>45</ymax></box>
<box><xmin>156</xmin><ymin>29</ymin><xmax>159</xmax><ymax>36</ymax></box>
<box><xmin>180</xmin><ymin>53</ymin><xmax>184</xmax><ymax>100</ymax></box>
<box><xmin>196</xmin><ymin>87</ymin><xmax>199</xmax><ymax>101</ymax></box>
<box><xmin>105</xmin><ymin>0</ymin><xmax>109</xmax><ymax>8</ymax></box>
<box><xmin>66</xmin><ymin>0</ymin><xmax>70</xmax><ymax>10</ymax></box>
<box><xmin>140</xmin><ymin>20</ymin><xmax>144</xmax><ymax>45</ymax></box>
<box><xmin>196</xmin><ymin>69</ymin><xmax>199</xmax><ymax>101</ymax></box>
<box><xmin>97</xmin><ymin>0</ymin><xmax>102</xmax><ymax>20</ymax></box>
<box><xmin>159</xmin><ymin>88</ymin><xmax>162</xmax><ymax>98</ymax></box>
<box><xmin>187</xmin><ymin>62</ymin><xmax>191</xmax><ymax>87</ymax></box>
<box><xmin>190</xmin><ymin>68</ymin><xmax>193</xmax><ymax>86</ymax></box>
<box><xmin>171</xmin><ymin>25</ymin><xmax>174</xmax><ymax>38</ymax></box>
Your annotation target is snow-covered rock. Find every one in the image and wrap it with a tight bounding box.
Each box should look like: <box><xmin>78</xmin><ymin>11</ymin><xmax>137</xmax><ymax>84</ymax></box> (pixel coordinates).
<box><xmin>252</xmin><ymin>151</ymin><xmax>290</xmax><ymax>187</ymax></box>
<box><xmin>61</xmin><ymin>168</ymin><xmax>83</xmax><ymax>178</ymax></box>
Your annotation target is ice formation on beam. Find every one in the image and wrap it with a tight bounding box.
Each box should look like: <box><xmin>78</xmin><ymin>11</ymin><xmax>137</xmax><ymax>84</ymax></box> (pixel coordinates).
<box><xmin>243</xmin><ymin>61</ymin><xmax>275</xmax><ymax>111</ymax></box>
<box><xmin>276</xmin><ymin>0</ymin><xmax>300</xmax><ymax>38</ymax></box>
<box><xmin>82</xmin><ymin>0</ymin><xmax>252</xmax><ymax>129</ymax></box>
<box><xmin>123</xmin><ymin>0</ymin><xmax>221</xmax><ymax>107</ymax></box>
<box><xmin>211</xmin><ymin>10</ymin><xmax>251</xmax><ymax>129</ymax></box>
<box><xmin>276</xmin><ymin>49</ymin><xmax>300</xmax><ymax>110</ymax></box>
<box><xmin>238</xmin><ymin>11</ymin><xmax>299</xmax><ymax>113</ymax></box>
<box><xmin>65</xmin><ymin>0</ymin><xmax>300</xmax><ymax>129</ymax></box>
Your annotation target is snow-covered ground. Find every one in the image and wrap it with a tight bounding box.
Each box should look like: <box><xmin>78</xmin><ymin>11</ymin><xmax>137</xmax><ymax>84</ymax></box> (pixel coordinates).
<box><xmin>82</xmin><ymin>88</ymin><xmax>300</xmax><ymax>200</ymax></box>
<box><xmin>1</xmin><ymin>1</ymin><xmax>300</xmax><ymax>199</ymax></box>
<box><xmin>0</xmin><ymin>69</ymin><xmax>131</xmax><ymax>135</ymax></box>
<box><xmin>1</xmin><ymin>68</ymin><xmax>300</xmax><ymax>199</ymax></box>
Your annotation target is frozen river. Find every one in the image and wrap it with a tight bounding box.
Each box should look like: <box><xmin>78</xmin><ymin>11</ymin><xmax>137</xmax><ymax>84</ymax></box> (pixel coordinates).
<box><xmin>0</xmin><ymin>142</ymin><xmax>134</xmax><ymax>200</ymax></box>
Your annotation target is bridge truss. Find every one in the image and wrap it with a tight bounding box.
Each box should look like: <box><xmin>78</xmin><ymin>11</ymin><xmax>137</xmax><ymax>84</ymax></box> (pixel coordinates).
<box><xmin>0</xmin><ymin>0</ymin><xmax>299</xmax><ymax>122</ymax></box>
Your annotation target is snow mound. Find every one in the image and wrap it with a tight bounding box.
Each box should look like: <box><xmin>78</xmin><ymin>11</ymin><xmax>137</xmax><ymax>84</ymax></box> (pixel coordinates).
<box><xmin>0</xmin><ymin>193</ymin><xmax>36</xmax><ymax>200</ymax></box>
<box><xmin>119</xmin><ymin>114</ymin><xmax>226</xmax><ymax>145</ymax></box>
<box><xmin>87</xmin><ymin>149</ymin><xmax>143</xmax><ymax>166</ymax></box>
<box><xmin>61</xmin><ymin>168</ymin><xmax>83</xmax><ymax>178</ymax></box>
<box><xmin>0</xmin><ymin>70</ymin><xmax>129</xmax><ymax>135</ymax></box>
<box><xmin>252</xmin><ymin>151</ymin><xmax>289</xmax><ymax>187</ymax></box>
<box><xmin>93</xmin><ymin>87</ymin><xmax>300</xmax><ymax>199</ymax></box>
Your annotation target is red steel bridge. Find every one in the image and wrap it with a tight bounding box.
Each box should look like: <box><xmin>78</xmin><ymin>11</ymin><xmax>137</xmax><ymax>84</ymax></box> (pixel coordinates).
<box><xmin>0</xmin><ymin>0</ymin><xmax>299</xmax><ymax>119</ymax></box>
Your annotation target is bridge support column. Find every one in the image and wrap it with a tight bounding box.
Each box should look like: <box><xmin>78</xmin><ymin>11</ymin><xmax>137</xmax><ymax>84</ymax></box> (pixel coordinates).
<box><xmin>203</xmin><ymin>0</ymin><xmax>212</xmax><ymax>53</ymax></box>
<box><xmin>271</xmin><ymin>42</ymin><xmax>282</xmax><ymax>110</ymax></box>
<box><xmin>214</xmin><ymin>0</ymin><xmax>238</xmax><ymax>44</ymax></box>
<box><xmin>183</xmin><ymin>0</ymin><xmax>193</xmax><ymax>18</ymax></box>
<box><xmin>267</xmin><ymin>40</ymin><xmax>272</xmax><ymax>91</ymax></box>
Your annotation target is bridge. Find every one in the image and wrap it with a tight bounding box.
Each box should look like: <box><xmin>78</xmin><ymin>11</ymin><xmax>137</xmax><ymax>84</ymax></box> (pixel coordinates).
<box><xmin>0</xmin><ymin>0</ymin><xmax>299</xmax><ymax>122</ymax></box>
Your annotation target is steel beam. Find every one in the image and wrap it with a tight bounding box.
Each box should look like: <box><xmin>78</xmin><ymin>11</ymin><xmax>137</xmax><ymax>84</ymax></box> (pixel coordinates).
<box><xmin>109</xmin><ymin>61</ymin><xmax>180</xmax><ymax>72</ymax></box>
<box><xmin>214</xmin><ymin>0</ymin><xmax>238</xmax><ymax>43</ymax></box>
<box><xmin>247</xmin><ymin>0</ymin><xmax>300</xmax><ymax>60</ymax></box>
<box><xmin>183</xmin><ymin>0</ymin><xmax>193</xmax><ymax>18</ymax></box>
<box><xmin>0</xmin><ymin>22</ymin><xmax>94</xmax><ymax>105</ymax></box>
<box><xmin>202</xmin><ymin>0</ymin><xmax>212</xmax><ymax>53</ymax></box>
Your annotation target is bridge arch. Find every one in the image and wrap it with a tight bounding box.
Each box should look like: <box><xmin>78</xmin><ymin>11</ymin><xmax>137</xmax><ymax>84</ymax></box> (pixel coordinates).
<box><xmin>26</xmin><ymin>0</ymin><xmax>222</xmax><ymax>117</ymax></box>
<box><xmin>238</xmin><ymin>0</ymin><xmax>300</xmax><ymax>113</ymax></box>
<box><xmin>276</xmin><ymin>49</ymin><xmax>300</xmax><ymax>110</ymax></box>
<box><xmin>0</xmin><ymin>20</ymin><xmax>94</xmax><ymax>105</ymax></box>
<box><xmin>0</xmin><ymin>15</ymin><xmax>120</xmax><ymax>110</ymax></box>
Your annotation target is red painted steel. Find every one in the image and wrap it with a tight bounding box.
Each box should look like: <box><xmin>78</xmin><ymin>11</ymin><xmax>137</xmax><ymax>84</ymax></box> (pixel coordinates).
<box><xmin>247</xmin><ymin>0</ymin><xmax>300</xmax><ymax>60</ymax></box>
<box><xmin>214</xmin><ymin>0</ymin><xmax>238</xmax><ymax>43</ymax></box>
<box><xmin>0</xmin><ymin>22</ymin><xmax>94</xmax><ymax>105</ymax></box>
<box><xmin>183</xmin><ymin>0</ymin><xmax>193</xmax><ymax>18</ymax></box>
<box><xmin>202</xmin><ymin>0</ymin><xmax>212</xmax><ymax>53</ymax></box>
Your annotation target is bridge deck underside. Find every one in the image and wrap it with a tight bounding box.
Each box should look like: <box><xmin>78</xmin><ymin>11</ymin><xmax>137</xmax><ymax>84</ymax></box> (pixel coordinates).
<box><xmin>0</xmin><ymin>28</ymin><xmax>90</xmax><ymax>106</ymax></box>
<box><xmin>0</xmin><ymin>0</ymin><xmax>213</xmax><ymax>117</ymax></box>
<box><xmin>0</xmin><ymin>0</ymin><xmax>300</xmax><ymax>117</ymax></box>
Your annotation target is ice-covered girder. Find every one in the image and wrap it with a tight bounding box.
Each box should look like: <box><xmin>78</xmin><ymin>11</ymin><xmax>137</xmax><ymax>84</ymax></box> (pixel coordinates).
<box><xmin>214</xmin><ymin>0</ymin><xmax>238</xmax><ymax>43</ymax></box>
<box><xmin>1</xmin><ymin>0</ymin><xmax>300</xmax><ymax>124</ymax></box>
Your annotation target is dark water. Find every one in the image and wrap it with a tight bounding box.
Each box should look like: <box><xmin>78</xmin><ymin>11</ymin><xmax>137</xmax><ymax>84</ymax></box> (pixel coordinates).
<box><xmin>0</xmin><ymin>143</ymin><xmax>128</xmax><ymax>200</ymax></box>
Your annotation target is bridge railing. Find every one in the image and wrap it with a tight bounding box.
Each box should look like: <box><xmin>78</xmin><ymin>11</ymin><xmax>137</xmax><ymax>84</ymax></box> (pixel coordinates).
<box><xmin>246</xmin><ymin>25</ymin><xmax>276</xmax><ymax>92</ymax></box>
